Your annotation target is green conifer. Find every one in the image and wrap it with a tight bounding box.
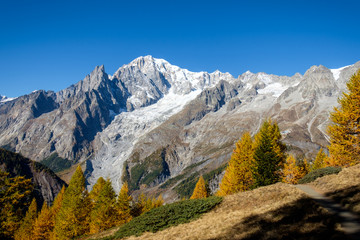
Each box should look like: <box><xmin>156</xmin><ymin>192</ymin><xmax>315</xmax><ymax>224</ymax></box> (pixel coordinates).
<box><xmin>252</xmin><ymin>119</ymin><xmax>286</xmax><ymax>187</ymax></box>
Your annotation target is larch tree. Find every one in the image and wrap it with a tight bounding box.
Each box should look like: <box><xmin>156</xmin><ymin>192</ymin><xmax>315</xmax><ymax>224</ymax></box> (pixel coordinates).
<box><xmin>190</xmin><ymin>175</ymin><xmax>208</xmax><ymax>199</ymax></box>
<box><xmin>0</xmin><ymin>171</ymin><xmax>33</xmax><ymax>239</ymax></box>
<box><xmin>48</xmin><ymin>185</ymin><xmax>65</xmax><ymax>240</ymax></box>
<box><xmin>14</xmin><ymin>198</ymin><xmax>37</xmax><ymax>240</ymax></box>
<box><xmin>89</xmin><ymin>179</ymin><xmax>117</xmax><ymax>234</ymax></box>
<box><xmin>89</xmin><ymin>177</ymin><xmax>106</xmax><ymax>206</ymax></box>
<box><xmin>53</xmin><ymin>166</ymin><xmax>91</xmax><ymax>239</ymax></box>
<box><xmin>218</xmin><ymin>132</ymin><xmax>255</xmax><ymax>196</ymax></box>
<box><xmin>282</xmin><ymin>155</ymin><xmax>307</xmax><ymax>184</ymax></box>
<box><xmin>252</xmin><ymin>119</ymin><xmax>286</xmax><ymax>188</ymax></box>
<box><xmin>33</xmin><ymin>202</ymin><xmax>52</xmax><ymax>240</ymax></box>
<box><xmin>116</xmin><ymin>182</ymin><xmax>132</xmax><ymax>225</ymax></box>
<box><xmin>328</xmin><ymin>70</ymin><xmax>360</xmax><ymax>167</ymax></box>
<box><xmin>312</xmin><ymin>148</ymin><xmax>328</xmax><ymax>170</ymax></box>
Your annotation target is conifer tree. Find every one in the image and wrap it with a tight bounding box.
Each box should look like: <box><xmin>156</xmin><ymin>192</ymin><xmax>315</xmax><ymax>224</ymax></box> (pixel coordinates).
<box><xmin>328</xmin><ymin>70</ymin><xmax>360</xmax><ymax>167</ymax></box>
<box><xmin>48</xmin><ymin>185</ymin><xmax>65</xmax><ymax>240</ymax></box>
<box><xmin>190</xmin><ymin>175</ymin><xmax>208</xmax><ymax>199</ymax></box>
<box><xmin>0</xmin><ymin>171</ymin><xmax>33</xmax><ymax>239</ymax></box>
<box><xmin>89</xmin><ymin>179</ymin><xmax>117</xmax><ymax>234</ymax></box>
<box><xmin>312</xmin><ymin>148</ymin><xmax>328</xmax><ymax>170</ymax></box>
<box><xmin>282</xmin><ymin>155</ymin><xmax>307</xmax><ymax>184</ymax></box>
<box><xmin>53</xmin><ymin>166</ymin><xmax>91</xmax><ymax>239</ymax></box>
<box><xmin>33</xmin><ymin>202</ymin><xmax>52</xmax><ymax>240</ymax></box>
<box><xmin>116</xmin><ymin>182</ymin><xmax>132</xmax><ymax>225</ymax></box>
<box><xmin>218</xmin><ymin>132</ymin><xmax>255</xmax><ymax>196</ymax></box>
<box><xmin>133</xmin><ymin>193</ymin><xmax>164</xmax><ymax>216</ymax></box>
<box><xmin>14</xmin><ymin>198</ymin><xmax>37</xmax><ymax>240</ymax></box>
<box><xmin>89</xmin><ymin>177</ymin><xmax>106</xmax><ymax>206</ymax></box>
<box><xmin>151</xmin><ymin>194</ymin><xmax>164</xmax><ymax>208</ymax></box>
<box><xmin>252</xmin><ymin>119</ymin><xmax>286</xmax><ymax>187</ymax></box>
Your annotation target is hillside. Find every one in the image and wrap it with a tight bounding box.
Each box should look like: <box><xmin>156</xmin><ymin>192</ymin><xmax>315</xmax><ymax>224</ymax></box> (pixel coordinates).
<box><xmin>90</xmin><ymin>164</ymin><xmax>360</xmax><ymax>240</ymax></box>
<box><xmin>0</xmin><ymin>148</ymin><xmax>66</xmax><ymax>206</ymax></box>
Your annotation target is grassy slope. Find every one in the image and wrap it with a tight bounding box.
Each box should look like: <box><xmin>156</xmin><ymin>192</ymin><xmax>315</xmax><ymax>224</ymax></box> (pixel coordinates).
<box><xmin>311</xmin><ymin>164</ymin><xmax>360</xmax><ymax>215</ymax></box>
<box><xmin>123</xmin><ymin>183</ymin><xmax>346</xmax><ymax>240</ymax></box>
<box><xmin>83</xmin><ymin>164</ymin><xmax>360</xmax><ymax>240</ymax></box>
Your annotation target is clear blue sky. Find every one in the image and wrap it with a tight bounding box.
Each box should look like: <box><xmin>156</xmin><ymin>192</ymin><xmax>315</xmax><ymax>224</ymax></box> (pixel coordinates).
<box><xmin>1</xmin><ymin>0</ymin><xmax>360</xmax><ymax>98</ymax></box>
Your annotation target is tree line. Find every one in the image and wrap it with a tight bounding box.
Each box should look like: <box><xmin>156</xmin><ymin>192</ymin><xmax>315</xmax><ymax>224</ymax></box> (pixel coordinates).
<box><xmin>0</xmin><ymin>166</ymin><xmax>163</xmax><ymax>240</ymax></box>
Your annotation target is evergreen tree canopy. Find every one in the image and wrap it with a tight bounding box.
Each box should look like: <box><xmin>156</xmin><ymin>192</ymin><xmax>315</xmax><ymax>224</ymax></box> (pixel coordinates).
<box><xmin>218</xmin><ymin>132</ymin><xmax>255</xmax><ymax>196</ymax></box>
<box><xmin>328</xmin><ymin>70</ymin><xmax>360</xmax><ymax>167</ymax></box>
<box><xmin>190</xmin><ymin>176</ymin><xmax>208</xmax><ymax>199</ymax></box>
<box><xmin>252</xmin><ymin>119</ymin><xmax>286</xmax><ymax>187</ymax></box>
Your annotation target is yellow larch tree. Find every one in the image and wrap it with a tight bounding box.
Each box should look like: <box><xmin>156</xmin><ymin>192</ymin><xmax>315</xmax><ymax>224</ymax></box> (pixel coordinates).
<box><xmin>190</xmin><ymin>175</ymin><xmax>208</xmax><ymax>199</ymax></box>
<box><xmin>328</xmin><ymin>70</ymin><xmax>360</xmax><ymax>167</ymax></box>
<box><xmin>116</xmin><ymin>182</ymin><xmax>132</xmax><ymax>225</ymax></box>
<box><xmin>0</xmin><ymin>171</ymin><xmax>33</xmax><ymax>239</ymax></box>
<box><xmin>89</xmin><ymin>179</ymin><xmax>117</xmax><ymax>234</ymax></box>
<box><xmin>312</xmin><ymin>148</ymin><xmax>328</xmax><ymax>170</ymax></box>
<box><xmin>282</xmin><ymin>155</ymin><xmax>307</xmax><ymax>184</ymax></box>
<box><xmin>53</xmin><ymin>166</ymin><xmax>91</xmax><ymax>239</ymax></box>
<box><xmin>33</xmin><ymin>202</ymin><xmax>52</xmax><ymax>240</ymax></box>
<box><xmin>14</xmin><ymin>198</ymin><xmax>37</xmax><ymax>240</ymax></box>
<box><xmin>218</xmin><ymin>132</ymin><xmax>255</xmax><ymax>196</ymax></box>
<box><xmin>48</xmin><ymin>185</ymin><xmax>65</xmax><ymax>240</ymax></box>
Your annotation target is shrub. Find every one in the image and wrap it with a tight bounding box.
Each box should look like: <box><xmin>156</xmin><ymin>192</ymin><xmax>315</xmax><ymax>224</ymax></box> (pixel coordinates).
<box><xmin>298</xmin><ymin>167</ymin><xmax>342</xmax><ymax>184</ymax></box>
<box><xmin>105</xmin><ymin>196</ymin><xmax>222</xmax><ymax>239</ymax></box>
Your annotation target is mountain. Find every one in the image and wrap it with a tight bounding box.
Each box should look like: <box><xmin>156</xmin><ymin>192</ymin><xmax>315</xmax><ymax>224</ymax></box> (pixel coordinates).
<box><xmin>0</xmin><ymin>148</ymin><xmax>66</xmax><ymax>206</ymax></box>
<box><xmin>0</xmin><ymin>56</ymin><xmax>359</xmax><ymax>200</ymax></box>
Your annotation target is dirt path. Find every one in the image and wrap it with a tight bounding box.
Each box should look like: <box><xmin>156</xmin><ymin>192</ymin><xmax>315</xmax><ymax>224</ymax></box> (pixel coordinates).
<box><xmin>296</xmin><ymin>184</ymin><xmax>360</xmax><ymax>240</ymax></box>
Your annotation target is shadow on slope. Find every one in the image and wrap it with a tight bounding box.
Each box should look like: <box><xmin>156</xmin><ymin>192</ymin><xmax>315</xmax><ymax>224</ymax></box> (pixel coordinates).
<box><xmin>209</xmin><ymin>197</ymin><xmax>347</xmax><ymax>240</ymax></box>
<box><xmin>326</xmin><ymin>185</ymin><xmax>360</xmax><ymax>216</ymax></box>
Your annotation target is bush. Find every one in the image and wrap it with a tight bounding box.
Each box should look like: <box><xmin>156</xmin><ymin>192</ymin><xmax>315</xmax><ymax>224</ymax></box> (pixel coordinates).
<box><xmin>105</xmin><ymin>196</ymin><xmax>222</xmax><ymax>239</ymax></box>
<box><xmin>298</xmin><ymin>167</ymin><xmax>342</xmax><ymax>184</ymax></box>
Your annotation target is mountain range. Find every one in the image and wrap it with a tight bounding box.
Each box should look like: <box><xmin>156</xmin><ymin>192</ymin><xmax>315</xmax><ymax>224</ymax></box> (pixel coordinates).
<box><xmin>1</xmin><ymin>56</ymin><xmax>359</xmax><ymax>201</ymax></box>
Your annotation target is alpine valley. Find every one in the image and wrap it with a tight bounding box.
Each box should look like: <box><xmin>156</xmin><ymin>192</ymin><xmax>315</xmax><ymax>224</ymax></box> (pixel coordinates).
<box><xmin>1</xmin><ymin>56</ymin><xmax>359</xmax><ymax>201</ymax></box>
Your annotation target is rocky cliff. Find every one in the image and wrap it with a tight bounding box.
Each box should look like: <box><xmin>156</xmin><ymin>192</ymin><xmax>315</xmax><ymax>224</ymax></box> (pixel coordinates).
<box><xmin>0</xmin><ymin>56</ymin><xmax>359</xmax><ymax>201</ymax></box>
<box><xmin>0</xmin><ymin>148</ymin><xmax>66</xmax><ymax>206</ymax></box>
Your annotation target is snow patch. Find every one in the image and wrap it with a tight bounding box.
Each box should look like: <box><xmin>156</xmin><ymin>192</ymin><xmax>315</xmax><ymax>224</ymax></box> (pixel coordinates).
<box><xmin>257</xmin><ymin>82</ymin><xmax>288</xmax><ymax>97</ymax></box>
<box><xmin>330</xmin><ymin>65</ymin><xmax>351</xmax><ymax>81</ymax></box>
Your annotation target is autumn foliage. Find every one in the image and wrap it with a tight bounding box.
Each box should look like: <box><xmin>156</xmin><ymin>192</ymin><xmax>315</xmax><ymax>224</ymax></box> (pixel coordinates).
<box><xmin>190</xmin><ymin>176</ymin><xmax>209</xmax><ymax>199</ymax></box>
<box><xmin>218</xmin><ymin>133</ymin><xmax>255</xmax><ymax>196</ymax></box>
<box><xmin>328</xmin><ymin>70</ymin><xmax>360</xmax><ymax>167</ymax></box>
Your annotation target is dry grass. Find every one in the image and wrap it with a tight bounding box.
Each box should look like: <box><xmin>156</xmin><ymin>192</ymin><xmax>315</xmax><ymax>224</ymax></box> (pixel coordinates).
<box><xmin>310</xmin><ymin>164</ymin><xmax>360</xmax><ymax>193</ymax></box>
<box><xmin>119</xmin><ymin>183</ymin><xmax>345</xmax><ymax>240</ymax></box>
<box><xmin>310</xmin><ymin>164</ymin><xmax>360</xmax><ymax>215</ymax></box>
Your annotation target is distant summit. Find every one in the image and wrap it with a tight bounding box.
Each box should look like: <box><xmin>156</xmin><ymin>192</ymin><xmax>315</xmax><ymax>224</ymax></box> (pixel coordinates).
<box><xmin>0</xmin><ymin>56</ymin><xmax>359</xmax><ymax>198</ymax></box>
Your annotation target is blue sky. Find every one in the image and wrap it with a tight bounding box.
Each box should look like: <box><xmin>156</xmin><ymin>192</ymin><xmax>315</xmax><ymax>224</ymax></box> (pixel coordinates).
<box><xmin>1</xmin><ymin>0</ymin><xmax>360</xmax><ymax>97</ymax></box>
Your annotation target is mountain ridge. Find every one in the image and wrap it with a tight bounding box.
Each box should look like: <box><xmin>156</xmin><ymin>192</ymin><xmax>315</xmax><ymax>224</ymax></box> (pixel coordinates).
<box><xmin>0</xmin><ymin>56</ymin><xmax>359</xmax><ymax>198</ymax></box>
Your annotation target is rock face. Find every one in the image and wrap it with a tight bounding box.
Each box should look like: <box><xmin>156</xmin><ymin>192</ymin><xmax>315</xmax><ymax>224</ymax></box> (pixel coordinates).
<box><xmin>0</xmin><ymin>56</ymin><xmax>359</xmax><ymax>201</ymax></box>
<box><xmin>0</xmin><ymin>148</ymin><xmax>66</xmax><ymax>206</ymax></box>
